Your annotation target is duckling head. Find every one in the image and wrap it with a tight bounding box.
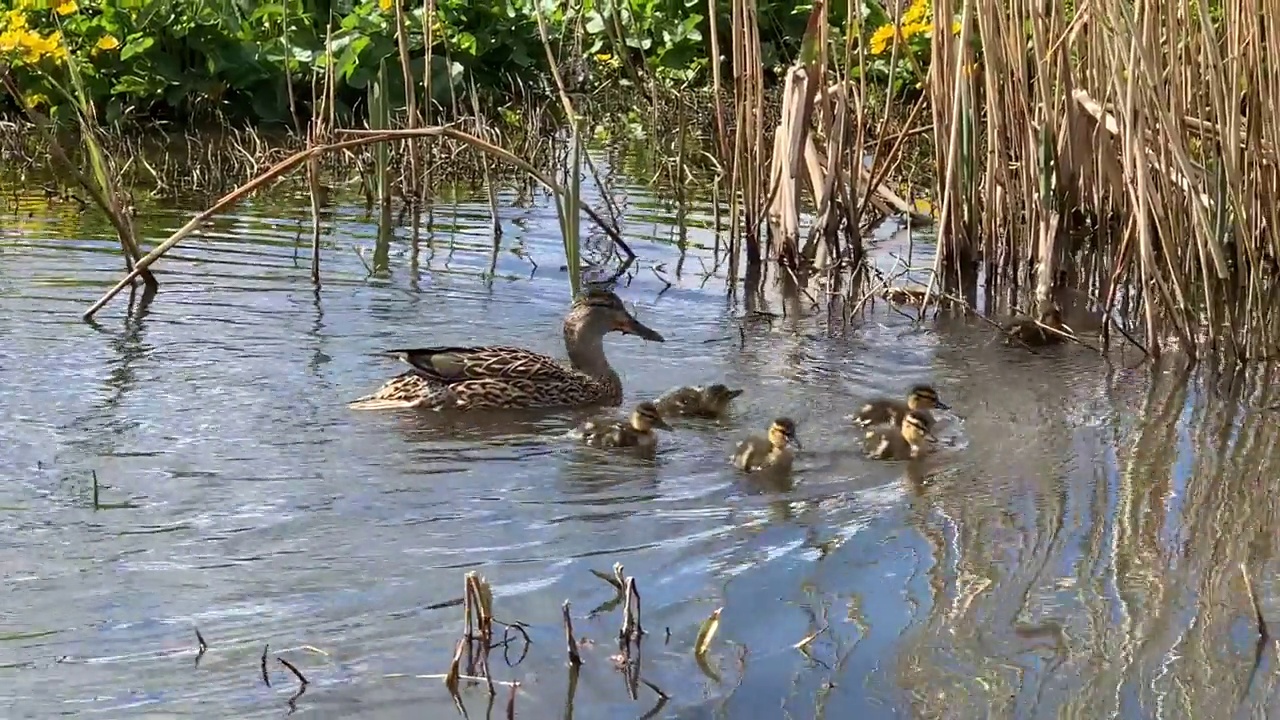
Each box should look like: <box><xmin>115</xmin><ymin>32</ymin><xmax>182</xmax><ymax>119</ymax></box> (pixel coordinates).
<box><xmin>768</xmin><ymin>417</ymin><xmax>802</xmax><ymax>450</ymax></box>
<box><xmin>900</xmin><ymin>410</ymin><xmax>938</xmax><ymax>447</ymax></box>
<box><xmin>631</xmin><ymin>401</ymin><xmax>672</xmax><ymax>432</ymax></box>
<box><xmin>704</xmin><ymin>383</ymin><xmax>745</xmax><ymax>413</ymax></box>
<box><xmin>906</xmin><ymin>384</ymin><xmax>950</xmax><ymax>411</ymax></box>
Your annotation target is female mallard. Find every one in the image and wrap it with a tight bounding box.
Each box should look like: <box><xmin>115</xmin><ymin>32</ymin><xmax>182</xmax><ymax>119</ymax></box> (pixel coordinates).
<box><xmin>348</xmin><ymin>288</ymin><xmax>665</xmax><ymax>411</ymax></box>
<box><xmin>733</xmin><ymin>417</ymin><xmax>802</xmax><ymax>473</ymax></box>
<box><xmin>575</xmin><ymin>401</ymin><xmax>672</xmax><ymax>451</ymax></box>
<box><xmin>865</xmin><ymin>410</ymin><xmax>937</xmax><ymax>460</ymax></box>
<box><xmin>852</xmin><ymin>384</ymin><xmax>949</xmax><ymax>428</ymax></box>
<box><xmin>654</xmin><ymin>383</ymin><xmax>744</xmax><ymax>419</ymax></box>
<box><xmin>1003</xmin><ymin>305</ymin><xmax>1066</xmax><ymax>347</ymax></box>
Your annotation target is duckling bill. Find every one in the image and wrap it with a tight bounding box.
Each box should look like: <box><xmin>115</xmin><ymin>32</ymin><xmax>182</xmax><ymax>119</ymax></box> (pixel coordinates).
<box><xmin>853</xmin><ymin>384</ymin><xmax>949</xmax><ymax>428</ymax></box>
<box><xmin>733</xmin><ymin>417</ymin><xmax>801</xmax><ymax>473</ymax></box>
<box><xmin>576</xmin><ymin>401</ymin><xmax>672</xmax><ymax>451</ymax></box>
<box><xmin>865</xmin><ymin>410</ymin><xmax>937</xmax><ymax>461</ymax></box>
<box><xmin>654</xmin><ymin>383</ymin><xmax>744</xmax><ymax>419</ymax></box>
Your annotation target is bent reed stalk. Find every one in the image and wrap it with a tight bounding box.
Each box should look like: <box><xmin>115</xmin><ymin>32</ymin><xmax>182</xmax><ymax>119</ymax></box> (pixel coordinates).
<box><xmin>80</xmin><ymin>125</ymin><xmax>636</xmax><ymax>320</ymax></box>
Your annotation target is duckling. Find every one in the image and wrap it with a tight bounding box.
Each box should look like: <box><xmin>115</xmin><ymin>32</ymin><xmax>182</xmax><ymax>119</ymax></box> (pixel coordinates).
<box><xmin>654</xmin><ymin>383</ymin><xmax>744</xmax><ymax>419</ymax></box>
<box><xmin>865</xmin><ymin>410</ymin><xmax>937</xmax><ymax>460</ymax></box>
<box><xmin>733</xmin><ymin>417</ymin><xmax>802</xmax><ymax>473</ymax></box>
<box><xmin>1003</xmin><ymin>305</ymin><xmax>1067</xmax><ymax>347</ymax></box>
<box><xmin>576</xmin><ymin>401</ymin><xmax>672</xmax><ymax>451</ymax></box>
<box><xmin>852</xmin><ymin>384</ymin><xmax>949</xmax><ymax>428</ymax></box>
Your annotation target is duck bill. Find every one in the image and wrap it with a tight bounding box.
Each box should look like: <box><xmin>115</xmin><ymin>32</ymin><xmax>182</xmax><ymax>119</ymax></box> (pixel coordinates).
<box><xmin>653</xmin><ymin>417</ymin><xmax>673</xmax><ymax>431</ymax></box>
<box><xmin>726</xmin><ymin>388</ymin><xmax>745</xmax><ymax>400</ymax></box>
<box><xmin>934</xmin><ymin>399</ymin><xmax>951</xmax><ymax>410</ymax></box>
<box><xmin>619</xmin><ymin>315</ymin><xmax>665</xmax><ymax>342</ymax></box>
<box><xmin>788</xmin><ymin>434</ymin><xmax>804</xmax><ymax>450</ymax></box>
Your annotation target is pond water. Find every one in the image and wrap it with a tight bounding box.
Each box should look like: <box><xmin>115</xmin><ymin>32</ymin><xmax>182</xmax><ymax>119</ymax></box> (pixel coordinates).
<box><xmin>1</xmin><ymin>157</ymin><xmax>1278</xmax><ymax>719</ymax></box>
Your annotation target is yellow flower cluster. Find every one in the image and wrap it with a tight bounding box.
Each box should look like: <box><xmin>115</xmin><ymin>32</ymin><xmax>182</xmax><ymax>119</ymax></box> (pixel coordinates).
<box><xmin>868</xmin><ymin>0</ymin><xmax>961</xmax><ymax>55</ymax></box>
<box><xmin>0</xmin><ymin>9</ymin><xmax>69</xmax><ymax>64</ymax></box>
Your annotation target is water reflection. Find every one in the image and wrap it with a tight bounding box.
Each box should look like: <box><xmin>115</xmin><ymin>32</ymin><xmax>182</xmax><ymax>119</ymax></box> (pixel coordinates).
<box><xmin>3</xmin><ymin>169</ymin><xmax>1280</xmax><ymax>717</ymax></box>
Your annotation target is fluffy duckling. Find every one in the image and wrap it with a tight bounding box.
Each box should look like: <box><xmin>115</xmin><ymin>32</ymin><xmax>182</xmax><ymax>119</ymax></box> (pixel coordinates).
<box><xmin>577</xmin><ymin>401</ymin><xmax>672</xmax><ymax>451</ymax></box>
<box><xmin>865</xmin><ymin>410</ymin><xmax>937</xmax><ymax>461</ymax></box>
<box><xmin>1003</xmin><ymin>306</ymin><xmax>1067</xmax><ymax>347</ymax></box>
<box><xmin>654</xmin><ymin>383</ymin><xmax>744</xmax><ymax>419</ymax></box>
<box><xmin>733</xmin><ymin>417</ymin><xmax>802</xmax><ymax>473</ymax></box>
<box><xmin>852</xmin><ymin>384</ymin><xmax>949</xmax><ymax>428</ymax></box>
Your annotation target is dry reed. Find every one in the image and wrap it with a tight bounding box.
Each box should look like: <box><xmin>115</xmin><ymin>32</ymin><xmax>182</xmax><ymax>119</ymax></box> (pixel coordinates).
<box><xmin>919</xmin><ymin>0</ymin><xmax>1280</xmax><ymax>359</ymax></box>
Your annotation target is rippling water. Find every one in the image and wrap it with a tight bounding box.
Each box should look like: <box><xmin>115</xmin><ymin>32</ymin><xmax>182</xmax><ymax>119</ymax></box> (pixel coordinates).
<box><xmin>2</xmin><ymin>164</ymin><xmax>1279</xmax><ymax>719</ymax></box>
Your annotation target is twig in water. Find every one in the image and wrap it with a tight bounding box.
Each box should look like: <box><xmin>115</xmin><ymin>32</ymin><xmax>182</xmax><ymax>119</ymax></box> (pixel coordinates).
<box><xmin>1240</xmin><ymin>562</ymin><xmax>1271</xmax><ymax>701</ymax></box>
<box><xmin>277</xmin><ymin>657</ymin><xmax>309</xmax><ymax>686</ymax></box>
<box><xmin>618</xmin><ymin>576</ymin><xmax>644</xmax><ymax>653</ymax></box>
<box><xmin>506</xmin><ymin>680</ymin><xmax>517</xmax><ymax>720</ymax></box>
<box><xmin>793</xmin><ymin>624</ymin><xmax>828</xmax><ymax>651</ymax></box>
<box><xmin>1242</xmin><ymin>562</ymin><xmax>1270</xmax><ymax>641</ymax></box>
<box><xmin>589</xmin><ymin>563</ymin><xmax>625</xmax><ymax>595</ymax></box>
<box><xmin>651</xmin><ymin>266</ymin><xmax>673</xmax><ymax>296</ymax></box>
<box><xmin>91</xmin><ymin>470</ymin><xmax>99</xmax><ymax>509</ymax></box>
<box><xmin>494</xmin><ymin>620</ymin><xmax>532</xmax><ymax>667</ymax></box>
<box><xmin>193</xmin><ymin>626</ymin><xmax>208</xmax><ymax>667</ymax></box>
<box><xmin>563</xmin><ymin>600</ymin><xmax>583</xmax><ymax>667</ymax></box>
<box><xmin>694</xmin><ymin>607</ymin><xmax>722</xmax><ymax>658</ymax></box>
<box><xmin>261</xmin><ymin>644</ymin><xmax>271</xmax><ymax>687</ymax></box>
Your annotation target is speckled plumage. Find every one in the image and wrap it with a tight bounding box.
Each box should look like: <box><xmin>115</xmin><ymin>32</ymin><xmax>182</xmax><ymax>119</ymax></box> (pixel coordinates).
<box><xmin>733</xmin><ymin>417</ymin><xmax>801</xmax><ymax>473</ymax></box>
<box><xmin>865</xmin><ymin>410</ymin><xmax>936</xmax><ymax>460</ymax></box>
<box><xmin>348</xmin><ymin>288</ymin><xmax>665</xmax><ymax>411</ymax></box>
<box><xmin>852</xmin><ymin>384</ymin><xmax>948</xmax><ymax>428</ymax></box>
<box><xmin>653</xmin><ymin>383</ymin><xmax>744</xmax><ymax>418</ymax></box>
<box><xmin>577</xmin><ymin>401</ymin><xmax>672</xmax><ymax>451</ymax></box>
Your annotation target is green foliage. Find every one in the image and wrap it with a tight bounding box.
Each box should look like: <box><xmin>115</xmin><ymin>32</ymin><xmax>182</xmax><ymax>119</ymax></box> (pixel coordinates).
<box><xmin>0</xmin><ymin>0</ymin><xmax>916</xmax><ymax>129</ymax></box>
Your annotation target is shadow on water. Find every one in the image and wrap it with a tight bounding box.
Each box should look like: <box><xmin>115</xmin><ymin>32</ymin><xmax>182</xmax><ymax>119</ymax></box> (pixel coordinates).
<box><xmin>2</xmin><ymin>164</ymin><xmax>1280</xmax><ymax>717</ymax></box>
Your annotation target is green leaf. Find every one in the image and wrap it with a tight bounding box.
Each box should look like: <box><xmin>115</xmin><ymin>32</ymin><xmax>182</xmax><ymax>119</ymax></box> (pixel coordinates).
<box><xmin>119</xmin><ymin>36</ymin><xmax>155</xmax><ymax>61</ymax></box>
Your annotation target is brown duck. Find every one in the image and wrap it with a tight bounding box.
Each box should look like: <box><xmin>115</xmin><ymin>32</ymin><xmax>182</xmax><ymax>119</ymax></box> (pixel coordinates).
<box><xmin>348</xmin><ymin>288</ymin><xmax>665</xmax><ymax>411</ymax></box>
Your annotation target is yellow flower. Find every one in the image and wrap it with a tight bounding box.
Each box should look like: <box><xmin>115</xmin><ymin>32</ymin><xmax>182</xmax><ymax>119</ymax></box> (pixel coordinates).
<box><xmin>95</xmin><ymin>34</ymin><xmax>120</xmax><ymax>51</ymax></box>
<box><xmin>869</xmin><ymin>24</ymin><xmax>896</xmax><ymax>55</ymax></box>
<box><xmin>902</xmin><ymin>0</ymin><xmax>929</xmax><ymax>26</ymax></box>
<box><xmin>55</xmin><ymin>0</ymin><xmax>77</xmax><ymax>16</ymax></box>
<box><xmin>22</xmin><ymin>91</ymin><xmax>48</xmax><ymax>108</ymax></box>
<box><xmin>4</xmin><ymin>9</ymin><xmax>28</xmax><ymax>31</ymax></box>
<box><xmin>901</xmin><ymin>20</ymin><xmax>931</xmax><ymax>39</ymax></box>
<box><xmin>379</xmin><ymin>0</ymin><xmax>393</xmax><ymax>10</ymax></box>
<box><xmin>952</xmin><ymin>20</ymin><xmax>961</xmax><ymax>34</ymax></box>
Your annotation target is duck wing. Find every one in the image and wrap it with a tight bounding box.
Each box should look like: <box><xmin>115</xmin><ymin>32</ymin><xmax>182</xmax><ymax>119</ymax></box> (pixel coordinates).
<box><xmin>386</xmin><ymin>345</ymin><xmax>586</xmax><ymax>385</ymax></box>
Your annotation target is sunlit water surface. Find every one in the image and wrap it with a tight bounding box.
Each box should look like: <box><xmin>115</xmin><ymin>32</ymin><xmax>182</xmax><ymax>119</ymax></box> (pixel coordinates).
<box><xmin>1</xmin><ymin>159</ymin><xmax>1278</xmax><ymax>719</ymax></box>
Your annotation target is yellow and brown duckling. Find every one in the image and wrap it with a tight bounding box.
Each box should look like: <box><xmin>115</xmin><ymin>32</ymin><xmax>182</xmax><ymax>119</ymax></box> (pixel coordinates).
<box><xmin>576</xmin><ymin>401</ymin><xmax>673</xmax><ymax>451</ymax></box>
<box><xmin>733</xmin><ymin>417</ymin><xmax>802</xmax><ymax>473</ymax></box>
<box><xmin>865</xmin><ymin>410</ymin><xmax>937</xmax><ymax>461</ymax></box>
<box><xmin>653</xmin><ymin>383</ymin><xmax>745</xmax><ymax>419</ymax></box>
<box><xmin>852</xmin><ymin>384</ymin><xmax>949</xmax><ymax>429</ymax></box>
<box><xmin>1003</xmin><ymin>305</ymin><xmax>1067</xmax><ymax>347</ymax></box>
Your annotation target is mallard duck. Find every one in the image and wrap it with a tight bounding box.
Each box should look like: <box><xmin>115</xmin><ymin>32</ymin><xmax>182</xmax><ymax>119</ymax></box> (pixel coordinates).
<box><xmin>348</xmin><ymin>287</ymin><xmax>665</xmax><ymax>411</ymax></box>
<box><xmin>576</xmin><ymin>401</ymin><xmax>672</xmax><ymax>450</ymax></box>
<box><xmin>852</xmin><ymin>384</ymin><xmax>949</xmax><ymax>428</ymax></box>
<box><xmin>1003</xmin><ymin>306</ymin><xmax>1067</xmax><ymax>347</ymax></box>
<box><xmin>865</xmin><ymin>410</ymin><xmax>937</xmax><ymax>460</ymax></box>
<box><xmin>653</xmin><ymin>383</ymin><xmax>744</xmax><ymax>418</ymax></box>
<box><xmin>733</xmin><ymin>417</ymin><xmax>802</xmax><ymax>473</ymax></box>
